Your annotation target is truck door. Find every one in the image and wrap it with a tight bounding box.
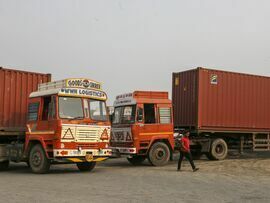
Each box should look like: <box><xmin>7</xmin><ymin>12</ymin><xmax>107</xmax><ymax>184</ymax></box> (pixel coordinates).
<box><xmin>36</xmin><ymin>96</ymin><xmax>56</xmax><ymax>131</ymax></box>
<box><xmin>137</xmin><ymin>103</ymin><xmax>159</xmax><ymax>142</ymax></box>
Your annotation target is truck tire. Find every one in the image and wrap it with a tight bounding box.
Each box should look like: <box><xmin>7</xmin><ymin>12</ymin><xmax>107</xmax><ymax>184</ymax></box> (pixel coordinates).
<box><xmin>29</xmin><ymin>144</ymin><xmax>51</xmax><ymax>174</ymax></box>
<box><xmin>77</xmin><ymin>162</ymin><xmax>96</xmax><ymax>172</ymax></box>
<box><xmin>127</xmin><ymin>156</ymin><xmax>146</xmax><ymax>165</ymax></box>
<box><xmin>148</xmin><ymin>142</ymin><xmax>170</xmax><ymax>166</ymax></box>
<box><xmin>206</xmin><ymin>138</ymin><xmax>228</xmax><ymax>160</ymax></box>
<box><xmin>0</xmin><ymin>160</ymin><xmax>9</xmax><ymax>171</ymax></box>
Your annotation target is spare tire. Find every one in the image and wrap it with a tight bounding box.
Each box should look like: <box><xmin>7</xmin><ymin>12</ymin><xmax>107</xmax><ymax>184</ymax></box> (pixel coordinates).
<box><xmin>206</xmin><ymin>138</ymin><xmax>228</xmax><ymax>160</ymax></box>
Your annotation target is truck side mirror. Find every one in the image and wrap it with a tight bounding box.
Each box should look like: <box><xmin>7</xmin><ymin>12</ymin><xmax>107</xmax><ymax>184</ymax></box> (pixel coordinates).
<box><xmin>137</xmin><ymin>108</ymin><xmax>143</xmax><ymax>122</ymax></box>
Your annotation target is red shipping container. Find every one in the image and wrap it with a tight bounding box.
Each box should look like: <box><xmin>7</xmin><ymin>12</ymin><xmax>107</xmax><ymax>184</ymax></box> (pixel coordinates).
<box><xmin>172</xmin><ymin>67</ymin><xmax>270</xmax><ymax>133</ymax></box>
<box><xmin>0</xmin><ymin>67</ymin><xmax>51</xmax><ymax>132</ymax></box>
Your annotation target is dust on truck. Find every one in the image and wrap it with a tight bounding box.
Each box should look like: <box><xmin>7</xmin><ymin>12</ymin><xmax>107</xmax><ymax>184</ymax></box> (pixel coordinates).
<box><xmin>110</xmin><ymin>91</ymin><xmax>174</xmax><ymax>166</ymax></box>
<box><xmin>0</xmin><ymin>68</ymin><xmax>111</xmax><ymax>173</ymax></box>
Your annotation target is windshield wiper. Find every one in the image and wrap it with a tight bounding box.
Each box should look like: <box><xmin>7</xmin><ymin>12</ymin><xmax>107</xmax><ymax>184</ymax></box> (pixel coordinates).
<box><xmin>67</xmin><ymin>116</ymin><xmax>84</xmax><ymax>120</ymax></box>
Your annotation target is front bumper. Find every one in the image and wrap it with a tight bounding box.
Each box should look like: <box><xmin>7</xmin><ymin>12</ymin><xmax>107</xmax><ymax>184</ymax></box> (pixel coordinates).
<box><xmin>54</xmin><ymin>156</ymin><xmax>108</xmax><ymax>163</ymax></box>
<box><xmin>110</xmin><ymin>147</ymin><xmax>137</xmax><ymax>155</ymax></box>
<box><xmin>53</xmin><ymin>149</ymin><xmax>112</xmax><ymax>157</ymax></box>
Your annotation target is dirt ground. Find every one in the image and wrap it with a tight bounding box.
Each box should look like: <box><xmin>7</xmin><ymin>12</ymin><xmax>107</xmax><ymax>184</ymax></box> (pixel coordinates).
<box><xmin>0</xmin><ymin>152</ymin><xmax>270</xmax><ymax>203</ymax></box>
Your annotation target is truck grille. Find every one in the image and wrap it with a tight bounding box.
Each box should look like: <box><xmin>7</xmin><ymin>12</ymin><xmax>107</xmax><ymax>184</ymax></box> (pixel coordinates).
<box><xmin>61</xmin><ymin>124</ymin><xmax>110</xmax><ymax>143</ymax></box>
<box><xmin>76</xmin><ymin>128</ymin><xmax>99</xmax><ymax>142</ymax></box>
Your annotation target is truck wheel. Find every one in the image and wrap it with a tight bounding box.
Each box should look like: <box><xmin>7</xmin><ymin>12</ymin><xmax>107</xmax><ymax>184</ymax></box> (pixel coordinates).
<box><xmin>77</xmin><ymin>162</ymin><xmax>96</xmax><ymax>172</ymax></box>
<box><xmin>148</xmin><ymin>142</ymin><xmax>170</xmax><ymax>166</ymax></box>
<box><xmin>29</xmin><ymin>144</ymin><xmax>51</xmax><ymax>174</ymax></box>
<box><xmin>206</xmin><ymin>138</ymin><xmax>228</xmax><ymax>160</ymax></box>
<box><xmin>127</xmin><ymin>156</ymin><xmax>146</xmax><ymax>165</ymax></box>
<box><xmin>0</xmin><ymin>160</ymin><xmax>9</xmax><ymax>171</ymax></box>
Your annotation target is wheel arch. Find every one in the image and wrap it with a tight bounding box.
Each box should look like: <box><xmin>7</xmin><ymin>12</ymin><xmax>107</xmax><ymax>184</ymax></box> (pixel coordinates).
<box><xmin>25</xmin><ymin>139</ymin><xmax>49</xmax><ymax>159</ymax></box>
<box><xmin>147</xmin><ymin>137</ymin><xmax>173</xmax><ymax>158</ymax></box>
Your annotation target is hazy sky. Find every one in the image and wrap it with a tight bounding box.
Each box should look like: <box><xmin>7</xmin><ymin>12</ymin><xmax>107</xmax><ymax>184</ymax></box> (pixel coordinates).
<box><xmin>1</xmin><ymin>0</ymin><xmax>270</xmax><ymax>104</ymax></box>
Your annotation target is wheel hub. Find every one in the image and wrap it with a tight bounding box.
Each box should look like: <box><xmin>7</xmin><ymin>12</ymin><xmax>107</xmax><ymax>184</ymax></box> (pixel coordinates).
<box><xmin>32</xmin><ymin>151</ymin><xmax>42</xmax><ymax>167</ymax></box>
<box><xmin>155</xmin><ymin>148</ymin><xmax>166</xmax><ymax>160</ymax></box>
<box><xmin>215</xmin><ymin>144</ymin><xmax>224</xmax><ymax>154</ymax></box>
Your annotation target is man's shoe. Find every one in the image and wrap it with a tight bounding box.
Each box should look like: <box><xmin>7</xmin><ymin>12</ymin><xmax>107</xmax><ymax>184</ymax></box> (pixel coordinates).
<box><xmin>177</xmin><ymin>169</ymin><xmax>181</xmax><ymax>172</ymax></box>
<box><xmin>193</xmin><ymin>168</ymin><xmax>199</xmax><ymax>172</ymax></box>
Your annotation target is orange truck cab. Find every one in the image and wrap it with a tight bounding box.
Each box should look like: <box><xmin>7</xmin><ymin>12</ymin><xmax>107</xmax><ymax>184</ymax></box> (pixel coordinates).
<box><xmin>3</xmin><ymin>78</ymin><xmax>111</xmax><ymax>173</ymax></box>
<box><xmin>110</xmin><ymin>91</ymin><xmax>174</xmax><ymax>166</ymax></box>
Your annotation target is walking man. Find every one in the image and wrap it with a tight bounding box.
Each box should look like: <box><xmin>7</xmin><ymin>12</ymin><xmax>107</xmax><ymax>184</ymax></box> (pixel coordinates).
<box><xmin>177</xmin><ymin>131</ymin><xmax>199</xmax><ymax>172</ymax></box>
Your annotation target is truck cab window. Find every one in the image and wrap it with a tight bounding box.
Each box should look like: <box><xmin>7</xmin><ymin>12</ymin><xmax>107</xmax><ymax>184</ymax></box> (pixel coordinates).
<box><xmin>112</xmin><ymin>105</ymin><xmax>136</xmax><ymax>124</ymax></box>
<box><xmin>28</xmin><ymin>102</ymin><xmax>39</xmax><ymax>121</ymax></box>
<box><xmin>144</xmin><ymin>104</ymin><xmax>156</xmax><ymax>124</ymax></box>
<box><xmin>89</xmin><ymin>100</ymin><xmax>108</xmax><ymax>121</ymax></box>
<box><xmin>48</xmin><ymin>96</ymin><xmax>56</xmax><ymax>119</ymax></box>
<box><xmin>42</xmin><ymin>97</ymin><xmax>51</xmax><ymax>120</ymax></box>
<box><xmin>58</xmin><ymin>97</ymin><xmax>84</xmax><ymax>119</ymax></box>
<box><xmin>159</xmin><ymin>107</ymin><xmax>171</xmax><ymax>124</ymax></box>
<box><xmin>137</xmin><ymin>107</ymin><xmax>143</xmax><ymax>122</ymax></box>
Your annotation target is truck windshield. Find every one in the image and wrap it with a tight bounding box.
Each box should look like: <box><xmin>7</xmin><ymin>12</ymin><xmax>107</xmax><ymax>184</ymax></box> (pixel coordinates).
<box><xmin>113</xmin><ymin>105</ymin><xmax>136</xmax><ymax>124</ymax></box>
<box><xmin>89</xmin><ymin>99</ymin><xmax>108</xmax><ymax>121</ymax></box>
<box><xmin>59</xmin><ymin>97</ymin><xmax>84</xmax><ymax>119</ymax></box>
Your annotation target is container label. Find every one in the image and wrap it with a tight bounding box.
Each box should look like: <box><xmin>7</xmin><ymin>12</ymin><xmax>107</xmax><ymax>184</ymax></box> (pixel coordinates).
<box><xmin>211</xmin><ymin>74</ymin><xmax>218</xmax><ymax>85</ymax></box>
<box><xmin>175</xmin><ymin>77</ymin><xmax>179</xmax><ymax>86</ymax></box>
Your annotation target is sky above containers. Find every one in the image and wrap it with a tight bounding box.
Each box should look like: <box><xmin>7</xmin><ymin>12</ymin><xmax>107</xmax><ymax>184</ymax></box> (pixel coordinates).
<box><xmin>0</xmin><ymin>0</ymin><xmax>270</xmax><ymax>104</ymax></box>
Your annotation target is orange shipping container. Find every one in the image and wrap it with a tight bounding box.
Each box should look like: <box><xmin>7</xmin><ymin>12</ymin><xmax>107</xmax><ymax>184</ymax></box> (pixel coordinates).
<box><xmin>172</xmin><ymin>67</ymin><xmax>270</xmax><ymax>133</ymax></box>
<box><xmin>0</xmin><ymin>67</ymin><xmax>51</xmax><ymax>132</ymax></box>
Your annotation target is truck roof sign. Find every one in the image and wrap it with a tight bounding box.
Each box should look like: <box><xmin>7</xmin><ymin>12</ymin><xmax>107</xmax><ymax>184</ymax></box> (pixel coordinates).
<box><xmin>31</xmin><ymin>78</ymin><xmax>106</xmax><ymax>100</ymax></box>
<box><xmin>114</xmin><ymin>93</ymin><xmax>136</xmax><ymax>107</ymax></box>
<box><xmin>116</xmin><ymin>93</ymin><xmax>133</xmax><ymax>100</ymax></box>
<box><xmin>38</xmin><ymin>78</ymin><xmax>102</xmax><ymax>92</ymax></box>
<box><xmin>65</xmin><ymin>78</ymin><xmax>101</xmax><ymax>90</ymax></box>
<box><xmin>59</xmin><ymin>88</ymin><xmax>107</xmax><ymax>100</ymax></box>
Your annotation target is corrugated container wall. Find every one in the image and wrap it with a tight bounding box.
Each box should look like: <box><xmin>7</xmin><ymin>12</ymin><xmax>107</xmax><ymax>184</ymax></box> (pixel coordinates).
<box><xmin>173</xmin><ymin>67</ymin><xmax>270</xmax><ymax>132</ymax></box>
<box><xmin>0</xmin><ymin>67</ymin><xmax>51</xmax><ymax>132</ymax></box>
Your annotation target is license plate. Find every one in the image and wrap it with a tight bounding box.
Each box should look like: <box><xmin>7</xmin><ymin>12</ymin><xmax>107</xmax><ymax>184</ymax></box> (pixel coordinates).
<box><xmin>85</xmin><ymin>154</ymin><xmax>94</xmax><ymax>162</ymax></box>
